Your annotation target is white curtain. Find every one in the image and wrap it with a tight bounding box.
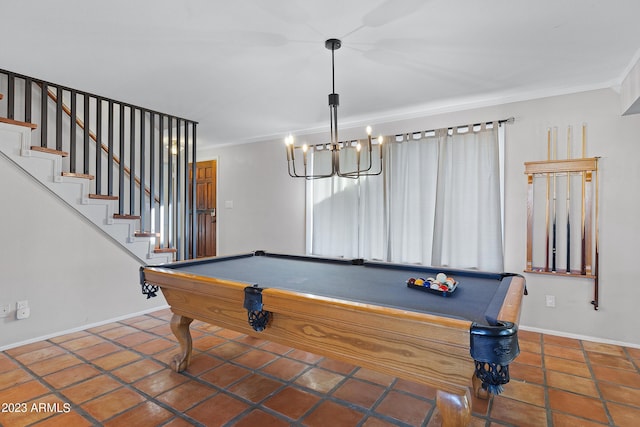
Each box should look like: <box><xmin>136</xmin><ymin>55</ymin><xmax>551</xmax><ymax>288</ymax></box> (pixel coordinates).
<box><xmin>309</xmin><ymin>123</ymin><xmax>504</xmax><ymax>271</ymax></box>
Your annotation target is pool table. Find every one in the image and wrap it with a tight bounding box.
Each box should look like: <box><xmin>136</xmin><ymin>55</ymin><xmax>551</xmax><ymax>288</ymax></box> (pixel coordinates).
<box><xmin>140</xmin><ymin>251</ymin><xmax>525</xmax><ymax>427</ymax></box>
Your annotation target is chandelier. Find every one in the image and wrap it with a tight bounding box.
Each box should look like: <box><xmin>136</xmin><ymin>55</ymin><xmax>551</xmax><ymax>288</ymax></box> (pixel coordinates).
<box><xmin>285</xmin><ymin>38</ymin><xmax>384</xmax><ymax>179</ymax></box>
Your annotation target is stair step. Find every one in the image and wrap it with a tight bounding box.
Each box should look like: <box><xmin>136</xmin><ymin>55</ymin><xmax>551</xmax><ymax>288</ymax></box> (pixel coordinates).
<box><xmin>135</xmin><ymin>231</ymin><xmax>160</xmax><ymax>238</ymax></box>
<box><xmin>88</xmin><ymin>194</ymin><xmax>118</xmax><ymax>200</ymax></box>
<box><xmin>154</xmin><ymin>247</ymin><xmax>177</xmax><ymax>254</ymax></box>
<box><xmin>0</xmin><ymin>117</ymin><xmax>38</xmax><ymax>129</ymax></box>
<box><xmin>113</xmin><ymin>214</ymin><xmax>141</xmax><ymax>220</ymax></box>
<box><xmin>62</xmin><ymin>172</ymin><xmax>95</xmax><ymax>180</ymax></box>
<box><xmin>30</xmin><ymin>146</ymin><xmax>69</xmax><ymax>157</ymax></box>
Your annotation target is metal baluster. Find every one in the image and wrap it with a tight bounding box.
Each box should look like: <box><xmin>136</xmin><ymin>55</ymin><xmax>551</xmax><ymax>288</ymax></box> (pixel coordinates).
<box><xmin>56</xmin><ymin>87</ymin><xmax>62</xmax><ymax>151</ymax></box>
<box><xmin>70</xmin><ymin>91</ymin><xmax>77</xmax><ymax>173</ymax></box>
<box><xmin>96</xmin><ymin>98</ymin><xmax>102</xmax><ymax>195</ymax></box>
<box><xmin>130</xmin><ymin>107</ymin><xmax>136</xmax><ymax>216</ymax></box>
<box><xmin>140</xmin><ymin>110</ymin><xmax>146</xmax><ymax>231</ymax></box>
<box><xmin>7</xmin><ymin>73</ymin><xmax>15</xmax><ymax>119</ymax></box>
<box><xmin>119</xmin><ymin>104</ymin><xmax>125</xmax><ymax>214</ymax></box>
<box><xmin>25</xmin><ymin>77</ymin><xmax>32</xmax><ymax>123</ymax></box>
<box><xmin>108</xmin><ymin>100</ymin><xmax>114</xmax><ymax>196</ymax></box>
<box><xmin>40</xmin><ymin>82</ymin><xmax>48</xmax><ymax>148</ymax></box>
<box><xmin>83</xmin><ymin>93</ymin><xmax>90</xmax><ymax>174</ymax></box>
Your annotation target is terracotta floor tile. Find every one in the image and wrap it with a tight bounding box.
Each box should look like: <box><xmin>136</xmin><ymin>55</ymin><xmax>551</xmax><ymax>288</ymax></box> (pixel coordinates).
<box><xmin>303</xmin><ymin>400</ymin><xmax>365</xmax><ymax>426</ymax></box>
<box><xmin>626</xmin><ymin>347</ymin><xmax>640</xmax><ymax>360</ymax></box>
<box><xmin>509</xmin><ymin>362</ymin><xmax>544</xmax><ymax>384</ymax></box>
<box><xmin>353</xmin><ymin>368</ymin><xmax>396</xmax><ymax>387</ymax></box>
<box><xmin>186</xmin><ymin>393</ymin><xmax>249</xmax><ymax>425</ymax></box>
<box><xmin>235</xmin><ymin>334</ymin><xmax>268</xmax><ymax>347</ymax></box>
<box><xmin>160</xmin><ymin>417</ymin><xmax>196</xmax><ymax>427</ymax></box>
<box><xmin>546</xmin><ymin>370</ymin><xmax>599</xmax><ymax>397</ymax></box>
<box><xmin>582</xmin><ymin>341</ymin><xmax>627</xmax><ymax>357</ymax></box>
<box><xmin>295</xmin><ymin>367</ymin><xmax>345</xmax><ymax>394</ymax></box>
<box><xmin>183</xmin><ymin>353</ymin><xmax>223</xmax><ymax>375</ymax></box>
<box><xmin>103</xmin><ymin>401</ymin><xmax>174</xmax><ymax>427</ymax></box>
<box><xmin>332</xmin><ymin>378</ymin><xmax>386</xmax><ymax>409</ymax></box>
<box><xmin>543</xmin><ymin>334</ymin><xmax>581</xmax><ymax>349</ymax></box>
<box><xmin>592</xmin><ymin>364</ymin><xmax>640</xmax><ymax>388</ymax></box>
<box><xmin>0</xmin><ymin>353</ymin><xmax>19</xmax><ymax>371</ymax></box>
<box><xmin>587</xmin><ymin>352</ymin><xmax>636</xmax><ymax>371</ymax></box>
<box><xmin>5</xmin><ymin>340</ymin><xmax>53</xmax><ymax>357</ymax></box>
<box><xmin>86</xmin><ymin>323</ymin><xmax>120</xmax><ymax>334</ymax></box>
<box><xmin>200</xmin><ymin>363</ymin><xmax>251</xmax><ymax>388</ymax></box>
<box><xmin>393</xmin><ymin>378</ymin><xmax>437</xmax><ymax>400</ymax></box>
<box><xmin>0</xmin><ymin>379</ymin><xmax>50</xmax><ymax>403</ymax></box>
<box><xmin>515</xmin><ymin>350</ymin><xmax>543</xmax><ymax>367</ymax></box>
<box><xmin>215</xmin><ymin>329</ymin><xmax>246</xmax><ymax>340</ymax></box>
<box><xmin>208</xmin><ymin>341</ymin><xmax>251</xmax><ymax>359</ymax></box>
<box><xmin>543</xmin><ymin>343</ymin><xmax>586</xmax><ymax>362</ymax></box>
<box><xmin>318</xmin><ymin>358</ymin><xmax>357</xmax><ymax>375</ymax></box>
<box><xmin>263</xmin><ymin>386</ymin><xmax>321</xmax><ymax>419</ymax></box>
<box><xmin>147</xmin><ymin>323</ymin><xmax>173</xmax><ymax>336</ymax></box>
<box><xmin>362</xmin><ymin>416</ymin><xmax>406</xmax><ymax>427</ymax></box>
<box><xmin>287</xmin><ymin>349</ymin><xmax>323</xmax><ymax>364</ymax></box>
<box><xmin>0</xmin><ymin>367</ymin><xmax>34</xmax><ymax>391</ymax></box>
<box><xmin>499</xmin><ymin>379</ymin><xmax>546</xmax><ymax>406</ymax></box>
<box><xmin>491</xmin><ymin>395</ymin><xmax>548</xmax><ymax>426</ymax></box>
<box><xmin>598</xmin><ymin>382</ymin><xmax>640</xmax><ymax>408</ymax></box>
<box><xmin>374</xmin><ymin>390</ymin><xmax>431</xmax><ymax>425</ymax></box>
<box><xmin>43</xmin><ymin>363</ymin><xmax>101</xmax><ymax>389</ymax></box>
<box><xmin>545</xmin><ymin>355</ymin><xmax>591</xmax><ymax>377</ymax></box>
<box><xmin>192</xmin><ymin>334</ymin><xmax>226</xmax><ymax>351</ymax></box>
<box><xmin>260</xmin><ymin>357</ymin><xmax>309</xmax><ymax>380</ymax></box>
<box><xmin>31</xmin><ymin>410</ymin><xmax>95</xmax><ymax>426</ymax></box>
<box><xmin>111</xmin><ymin>358</ymin><xmax>164</xmax><ymax>383</ymax></box>
<box><xmin>48</xmin><ymin>330</ymin><xmax>91</xmax><ymax>344</ymax></box>
<box><xmin>114</xmin><ymin>331</ymin><xmax>156</xmax><ymax>347</ymax></box>
<box><xmin>228</xmin><ymin>373</ymin><xmax>284</xmax><ymax>402</ymax></box>
<box><xmin>97</xmin><ymin>325</ymin><xmax>140</xmax><ymax>340</ymax></box>
<box><xmin>60</xmin><ymin>375</ymin><xmax>122</xmax><ymax>404</ymax></box>
<box><xmin>233</xmin><ymin>409</ymin><xmax>290</xmax><ymax>427</ymax></box>
<box><xmin>232</xmin><ymin>349</ymin><xmax>279</xmax><ymax>370</ymax></box>
<box><xmin>82</xmin><ymin>387</ymin><xmax>144</xmax><ymax>421</ymax></box>
<box><xmin>135</xmin><ymin>337</ymin><xmax>176</xmax><ymax>355</ymax></box>
<box><xmin>0</xmin><ymin>394</ymin><xmax>65</xmax><ymax>427</ymax></box>
<box><xmin>519</xmin><ymin>339</ymin><xmax>542</xmax><ymax>354</ymax></box>
<box><xmin>74</xmin><ymin>342</ymin><xmax>121</xmax><ymax>360</ymax></box>
<box><xmin>261</xmin><ymin>341</ymin><xmax>293</xmax><ymax>355</ymax></box>
<box><xmin>126</xmin><ymin>317</ymin><xmax>166</xmax><ymax>330</ymax></box>
<box><xmin>14</xmin><ymin>346</ymin><xmax>66</xmax><ymax>366</ymax></box>
<box><xmin>29</xmin><ymin>353</ymin><xmax>83</xmax><ymax>377</ymax></box>
<box><xmin>132</xmin><ymin>370</ymin><xmax>189</xmax><ymax>397</ymax></box>
<box><xmin>551</xmin><ymin>411</ymin><xmax>609</xmax><ymax>427</ymax></box>
<box><xmin>518</xmin><ymin>329</ymin><xmax>542</xmax><ymax>343</ymax></box>
<box><xmin>157</xmin><ymin>380</ymin><xmax>217</xmax><ymax>411</ymax></box>
<box><xmin>58</xmin><ymin>335</ymin><xmax>107</xmax><ymax>351</ymax></box>
<box><xmin>92</xmin><ymin>349</ymin><xmax>141</xmax><ymax>370</ymax></box>
<box><xmin>547</xmin><ymin>388</ymin><xmax>608</xmax><ymax>423</ymax></box>
<box><xmin>607</xmin><ymin>401</ymin><xmax>640</xmax><ymax>427</ymax></box>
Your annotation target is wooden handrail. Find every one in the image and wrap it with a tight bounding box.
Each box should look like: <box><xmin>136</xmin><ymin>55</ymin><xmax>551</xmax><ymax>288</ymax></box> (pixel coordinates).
<box><xmin>44</xmin><ymin>88</ymin><xmax>159</xmax><ymax>203</ymax></box>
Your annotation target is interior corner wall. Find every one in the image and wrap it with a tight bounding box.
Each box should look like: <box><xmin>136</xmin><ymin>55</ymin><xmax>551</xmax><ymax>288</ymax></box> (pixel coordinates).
<box><xmin>204</xmin><ymin>88</ymin><xmax>640</xmax><ymax>346</ymax></box>
<box><xmin>198</xmin><ymin>140</ymin><xmax>306</xmax><ymax>256</ymax></box>
<box><xmin>0</xmin><ymin>152</ymin><xmax>166</xmax><ymax>349</ymax></box>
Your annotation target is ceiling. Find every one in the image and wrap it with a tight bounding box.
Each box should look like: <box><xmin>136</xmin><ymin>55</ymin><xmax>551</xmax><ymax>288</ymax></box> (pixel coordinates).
<box><xmin>2</xmin><ymin>0</ymin><xmax>640</xmax><ymax>148</ymax></box>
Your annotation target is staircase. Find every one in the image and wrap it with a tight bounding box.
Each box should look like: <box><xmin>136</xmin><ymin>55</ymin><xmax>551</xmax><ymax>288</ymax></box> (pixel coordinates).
<box><xmin>0</xmin><ymin>69</ymin><xmax>198</xmax><ymax>264</ymax></box>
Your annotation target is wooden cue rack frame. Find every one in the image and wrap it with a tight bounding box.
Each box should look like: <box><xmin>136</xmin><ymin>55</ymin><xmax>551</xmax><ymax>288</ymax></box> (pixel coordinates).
<box><xmin>524</xmin><ymin>156</ymin><xmax>600</xmax><ymax>310</ymax></box>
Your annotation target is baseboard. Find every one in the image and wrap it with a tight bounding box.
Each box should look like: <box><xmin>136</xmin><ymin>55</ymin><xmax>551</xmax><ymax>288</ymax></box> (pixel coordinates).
<box><xmin>520</xmin><ymin>324</ymin><xmax>640</xmax><ymax>350</ymax></box>
<box><xmin>0</xmin><ymin>305</ymin><xmax>170</xmax><ymax>351</ymax></box>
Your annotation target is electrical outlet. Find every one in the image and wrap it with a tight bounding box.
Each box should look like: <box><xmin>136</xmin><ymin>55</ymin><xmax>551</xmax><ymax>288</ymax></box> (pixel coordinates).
<box><xmin>0</xmin><ymin>303</ymin><xmax>11</xmax><ymax>318</ymax></box>
<box><xmin>16</xmin><ymin>307</ymin><xmax>31</xmax><ymax>320</ymax></box>
<box><xmin>545</xmin><ymin>295</ymin><xmax>556</xmax><ymax>308</ymax></box>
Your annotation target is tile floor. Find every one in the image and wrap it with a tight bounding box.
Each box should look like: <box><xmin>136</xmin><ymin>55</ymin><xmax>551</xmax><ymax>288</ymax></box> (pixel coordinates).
<box><xmin>1</xmin><ymin>308</ymin><xmax>639</xmax><ymax>427</ymax></box>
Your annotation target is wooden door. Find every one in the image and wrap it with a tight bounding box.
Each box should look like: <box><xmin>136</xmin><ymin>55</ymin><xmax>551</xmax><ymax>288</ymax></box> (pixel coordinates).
<box><xmin>193</xmin><ymin>160</ymin><xmax>217</xmax><ymax>258</ymax></box>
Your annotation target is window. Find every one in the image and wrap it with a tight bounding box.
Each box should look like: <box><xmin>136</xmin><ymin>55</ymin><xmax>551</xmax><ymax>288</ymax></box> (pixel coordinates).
<box><xmin>308</xmin><ymin>122</ymin><xmax>505</xmax><ymax>271</ymax></box>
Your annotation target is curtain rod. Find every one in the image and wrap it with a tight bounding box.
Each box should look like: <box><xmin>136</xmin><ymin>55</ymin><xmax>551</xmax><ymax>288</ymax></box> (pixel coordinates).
<box><xmin>394</xmin><ymin>116</ymin><xmax>515</xmax><ymax>142</ymax></box>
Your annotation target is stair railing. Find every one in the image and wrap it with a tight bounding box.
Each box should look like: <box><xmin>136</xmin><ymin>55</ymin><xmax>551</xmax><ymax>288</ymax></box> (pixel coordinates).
<box><xmin>0</xmin><ymin>69</ymin><xmax>198</xmax><ymax>261</ymax></box>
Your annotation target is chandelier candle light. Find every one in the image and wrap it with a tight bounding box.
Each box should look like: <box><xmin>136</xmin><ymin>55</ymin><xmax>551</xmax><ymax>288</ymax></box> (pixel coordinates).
<box><xmin>285</xmin><ymin>38</ymin><xmax>384</xmax><ymax>179</ymax></box>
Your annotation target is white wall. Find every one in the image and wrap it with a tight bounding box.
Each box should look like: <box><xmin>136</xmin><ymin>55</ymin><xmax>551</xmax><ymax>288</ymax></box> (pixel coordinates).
<box><xmin>198</xmin><ymin>140</ymin><xmax>306</xmax><ymax>256</ymax></box>
<box><xmin>0</xmin><ymin>147</ymin><xmax>166</xmax><ymax>349</ymax></box>
<box><xmin>204</xmin><ymin>88</ymin><xmax>640</xmax><ymax>346</ymax></box>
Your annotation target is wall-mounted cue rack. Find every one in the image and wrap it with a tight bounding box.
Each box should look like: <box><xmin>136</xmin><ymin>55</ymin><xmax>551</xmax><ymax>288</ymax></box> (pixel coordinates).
<box><xmin>524</xmin><ymin>125</ymin><xmax>600</xmax><ymax>310</ymax></box>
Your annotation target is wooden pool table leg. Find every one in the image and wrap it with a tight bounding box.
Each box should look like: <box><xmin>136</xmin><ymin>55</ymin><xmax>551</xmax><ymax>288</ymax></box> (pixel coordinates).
<box><xmin>169</xmin><ymin>314</ymin><xmax>194</xmax><ymax>372</ymax></box>
<box><xmin>436</xmin><ymin>388</ymin><xmax>471</xmax><ymax>427</ymax></box>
